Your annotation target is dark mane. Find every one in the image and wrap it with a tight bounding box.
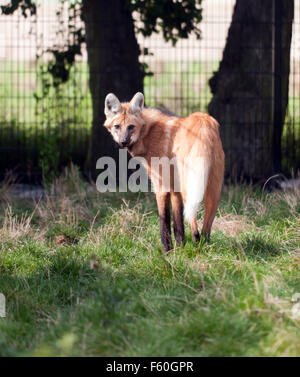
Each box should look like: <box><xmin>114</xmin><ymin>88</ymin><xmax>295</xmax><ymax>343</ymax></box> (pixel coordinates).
<box><xmin>154</xmin><ymin>106</ymin><xmax>182</xmax><ymax>118</ymax></box>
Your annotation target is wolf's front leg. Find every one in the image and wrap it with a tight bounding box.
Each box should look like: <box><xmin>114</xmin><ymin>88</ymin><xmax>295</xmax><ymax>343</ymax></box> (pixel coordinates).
<box><xmin>156</xmin><ymin>192</ymin><xmax>173</xmax><ymax>253</ymax></box>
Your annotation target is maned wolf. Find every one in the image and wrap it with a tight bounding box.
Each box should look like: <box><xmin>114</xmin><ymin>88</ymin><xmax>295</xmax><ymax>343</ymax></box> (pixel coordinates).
<box><xmin>104</xmin><ymin>92</ymin><xmax>225</xmax><ymax>253</ymax></box>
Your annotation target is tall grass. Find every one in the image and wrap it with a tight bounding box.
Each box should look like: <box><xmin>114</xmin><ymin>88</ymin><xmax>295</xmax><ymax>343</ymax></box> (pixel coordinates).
<box><xmin>0</xmin><ymin>166</ymin><xmax>299</xmax><ymax>356</ymax></box>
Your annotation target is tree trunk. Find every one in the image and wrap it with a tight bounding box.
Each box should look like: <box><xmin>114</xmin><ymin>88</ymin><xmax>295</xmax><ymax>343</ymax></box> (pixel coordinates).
<box><xmin>82</xmin><ymin>0</ymin><xmax>143</xmax><ymax>179</ymax></box>
<box><xmin>208</xmin><ymin>0</ymin><xmax>294</xmax><ymax>180</ymax></box>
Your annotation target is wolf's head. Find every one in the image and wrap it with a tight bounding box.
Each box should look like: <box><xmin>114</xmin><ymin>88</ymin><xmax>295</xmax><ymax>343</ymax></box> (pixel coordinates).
<box><xmin>104</xmin><ymin>92</ymin><xmax>145</xmax><ymax>148</ymax></box>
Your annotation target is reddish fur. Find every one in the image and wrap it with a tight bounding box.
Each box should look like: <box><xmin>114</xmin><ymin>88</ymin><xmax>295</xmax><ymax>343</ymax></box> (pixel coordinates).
<box><xmin>104</xmin><ymin>95</ymin><xmax>225</xmax><ymax>253</ymax></box>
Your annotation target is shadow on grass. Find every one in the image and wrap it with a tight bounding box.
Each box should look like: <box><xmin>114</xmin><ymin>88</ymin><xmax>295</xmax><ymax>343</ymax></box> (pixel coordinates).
<box><xmin>0</xmin><ymin>250</ymin><xmax>122</xmax><ymax>356</ymax></box>
<box><xmin>240</xmin><ymin>234</ymin><xmax>282</xmax><ymax>260</ymax></box>
<box><xmin>0</xmin><ymin>242</ymin><xmax>268</xmax><ymax>357</ymax></box>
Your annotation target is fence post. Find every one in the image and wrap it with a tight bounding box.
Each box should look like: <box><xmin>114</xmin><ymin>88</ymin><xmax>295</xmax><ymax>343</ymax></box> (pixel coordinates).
<box><xmin>273</xmin><ymin>0</ymin><xmax>282</xmax><ymax>173</ymax></box>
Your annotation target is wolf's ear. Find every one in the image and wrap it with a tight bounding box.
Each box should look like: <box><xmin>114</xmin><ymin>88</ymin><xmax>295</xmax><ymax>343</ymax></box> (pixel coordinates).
<box><xmin>129</xmin><ymin>92</ymin><xmax>144</xmax><ymax>115</ymax></box>
<box><xmin>104</xmin><ymin>93</ymin><xmax>121</xmax><ymax>118</ymax></box>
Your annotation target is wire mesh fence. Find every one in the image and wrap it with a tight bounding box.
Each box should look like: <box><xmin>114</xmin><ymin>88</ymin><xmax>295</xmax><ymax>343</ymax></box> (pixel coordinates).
<box><xmin>0</xmin><ymin>0</ymin><xmax>299</xmax><ymax>182</ymax></box>
<box><xmin>284</xmin><ymin>1</ymin><xmax>300</xmax><ymax>176</ymax></box>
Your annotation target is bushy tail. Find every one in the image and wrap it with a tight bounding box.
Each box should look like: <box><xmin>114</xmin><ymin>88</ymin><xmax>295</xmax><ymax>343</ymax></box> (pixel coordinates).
<box><xmin>184</xmin><ymin>157</ymin><xmax>210</xmax><ymax>223</ymax></box>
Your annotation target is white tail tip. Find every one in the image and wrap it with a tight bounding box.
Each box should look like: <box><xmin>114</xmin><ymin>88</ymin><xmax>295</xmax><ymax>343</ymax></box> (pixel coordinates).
<box><xmin>184</xmin><ymin>157</ymin><xmax>209</xmax><ymax>223</ymax></box>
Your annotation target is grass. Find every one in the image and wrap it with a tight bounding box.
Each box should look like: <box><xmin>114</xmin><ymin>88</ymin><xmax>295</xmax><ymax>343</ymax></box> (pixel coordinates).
<box><xmin>0</xmin><ymin>165</ymin><xmax>299</xmax><ymax>356</ymax></box>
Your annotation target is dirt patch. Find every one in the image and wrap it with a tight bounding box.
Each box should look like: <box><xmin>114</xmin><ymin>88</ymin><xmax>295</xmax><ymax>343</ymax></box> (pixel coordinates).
<box><xmin>198</xmin><ymin>214</ymin><xmax>254</xmax><ymax>237</ymax></box>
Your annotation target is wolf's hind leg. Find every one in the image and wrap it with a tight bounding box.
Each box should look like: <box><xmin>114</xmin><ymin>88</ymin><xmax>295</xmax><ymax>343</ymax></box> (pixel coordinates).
<box><xmin>156</xmin><ymin>192</ymin><xmax>173</xmax><ymax>253</ymax></box>
<box><xmin>190</xmin><ymin>216</ymin><xmax>200</xmax><ymax>242</ymax></box>
<box><xmin>201</xmin><ymin>176</ymin><xmax>222</xmax><ymax>242</ymax></box>
<box><xmin>171</xmin><ymin>192</ymin><xmax>185</xmax><ymax>246</ymax></box>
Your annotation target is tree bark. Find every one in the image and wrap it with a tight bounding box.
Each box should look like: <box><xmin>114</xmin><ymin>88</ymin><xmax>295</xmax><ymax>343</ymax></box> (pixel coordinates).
<box><xmin>82</xmin><ymin>0</ymin><xmax>143</xmax><ymax>179</ymax></box>
<box><xmin>208</xmin><ymin>0</ymin><xmax>293</xmax><ymax>180</ymax></box>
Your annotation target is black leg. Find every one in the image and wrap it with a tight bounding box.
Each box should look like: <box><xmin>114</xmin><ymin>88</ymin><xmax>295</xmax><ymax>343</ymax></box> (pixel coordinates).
<box><xmin>200</xmin><ymin>230</ymin><xmax>210</xmax><ymax>243</ymax></box>
<box><xmin>192</xmin><ymin>229</ymin><xmax>200</xmax><ymax>242</ymax></box>
<box><xmin>171</xmin><ymin>193</ymin><xmax>185</xmax><ymax>246</ymax></box>
<box><xmin>156</xmin><ymin>193</ymin><xmax>173</xmax><ymax>253</ymax></box>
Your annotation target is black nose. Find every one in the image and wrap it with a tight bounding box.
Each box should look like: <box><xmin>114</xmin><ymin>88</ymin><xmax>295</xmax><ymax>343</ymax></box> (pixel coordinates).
<box><xmin>121</xmin><ymin>141</ymin><xmax>128</xmax><ymax>147</ymax></box>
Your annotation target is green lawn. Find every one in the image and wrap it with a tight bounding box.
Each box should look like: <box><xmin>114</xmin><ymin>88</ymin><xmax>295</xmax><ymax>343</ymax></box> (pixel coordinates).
<box><xmin>0</xmin><ymin>166</ymin><xmax>299</xmax><ymax>356</ymax></box>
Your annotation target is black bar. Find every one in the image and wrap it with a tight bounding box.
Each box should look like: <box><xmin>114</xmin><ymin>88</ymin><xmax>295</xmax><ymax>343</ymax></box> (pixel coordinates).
<box><xmin>273</xmin><ymin>0</ymin><xmax>282</xmax><ymax>173</ymax></box>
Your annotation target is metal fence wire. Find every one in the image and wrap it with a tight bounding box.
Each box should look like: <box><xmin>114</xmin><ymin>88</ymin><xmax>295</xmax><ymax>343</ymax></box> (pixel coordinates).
<box><xmin>0</xmin><ymin>0</ymin><xmax>299</xmax><ymax>182</ymax></box>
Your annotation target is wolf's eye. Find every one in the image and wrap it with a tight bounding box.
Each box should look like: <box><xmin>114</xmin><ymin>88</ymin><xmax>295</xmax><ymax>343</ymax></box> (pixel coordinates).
<box><xmin>128</xmin><ymin>124</ymin><xmax>135</xmax><ymax>131</ymax></box>
<box><xmin>114</xmin><ymin>124</ymin><xmax>120</xmax><ymax>130</ymax></box>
